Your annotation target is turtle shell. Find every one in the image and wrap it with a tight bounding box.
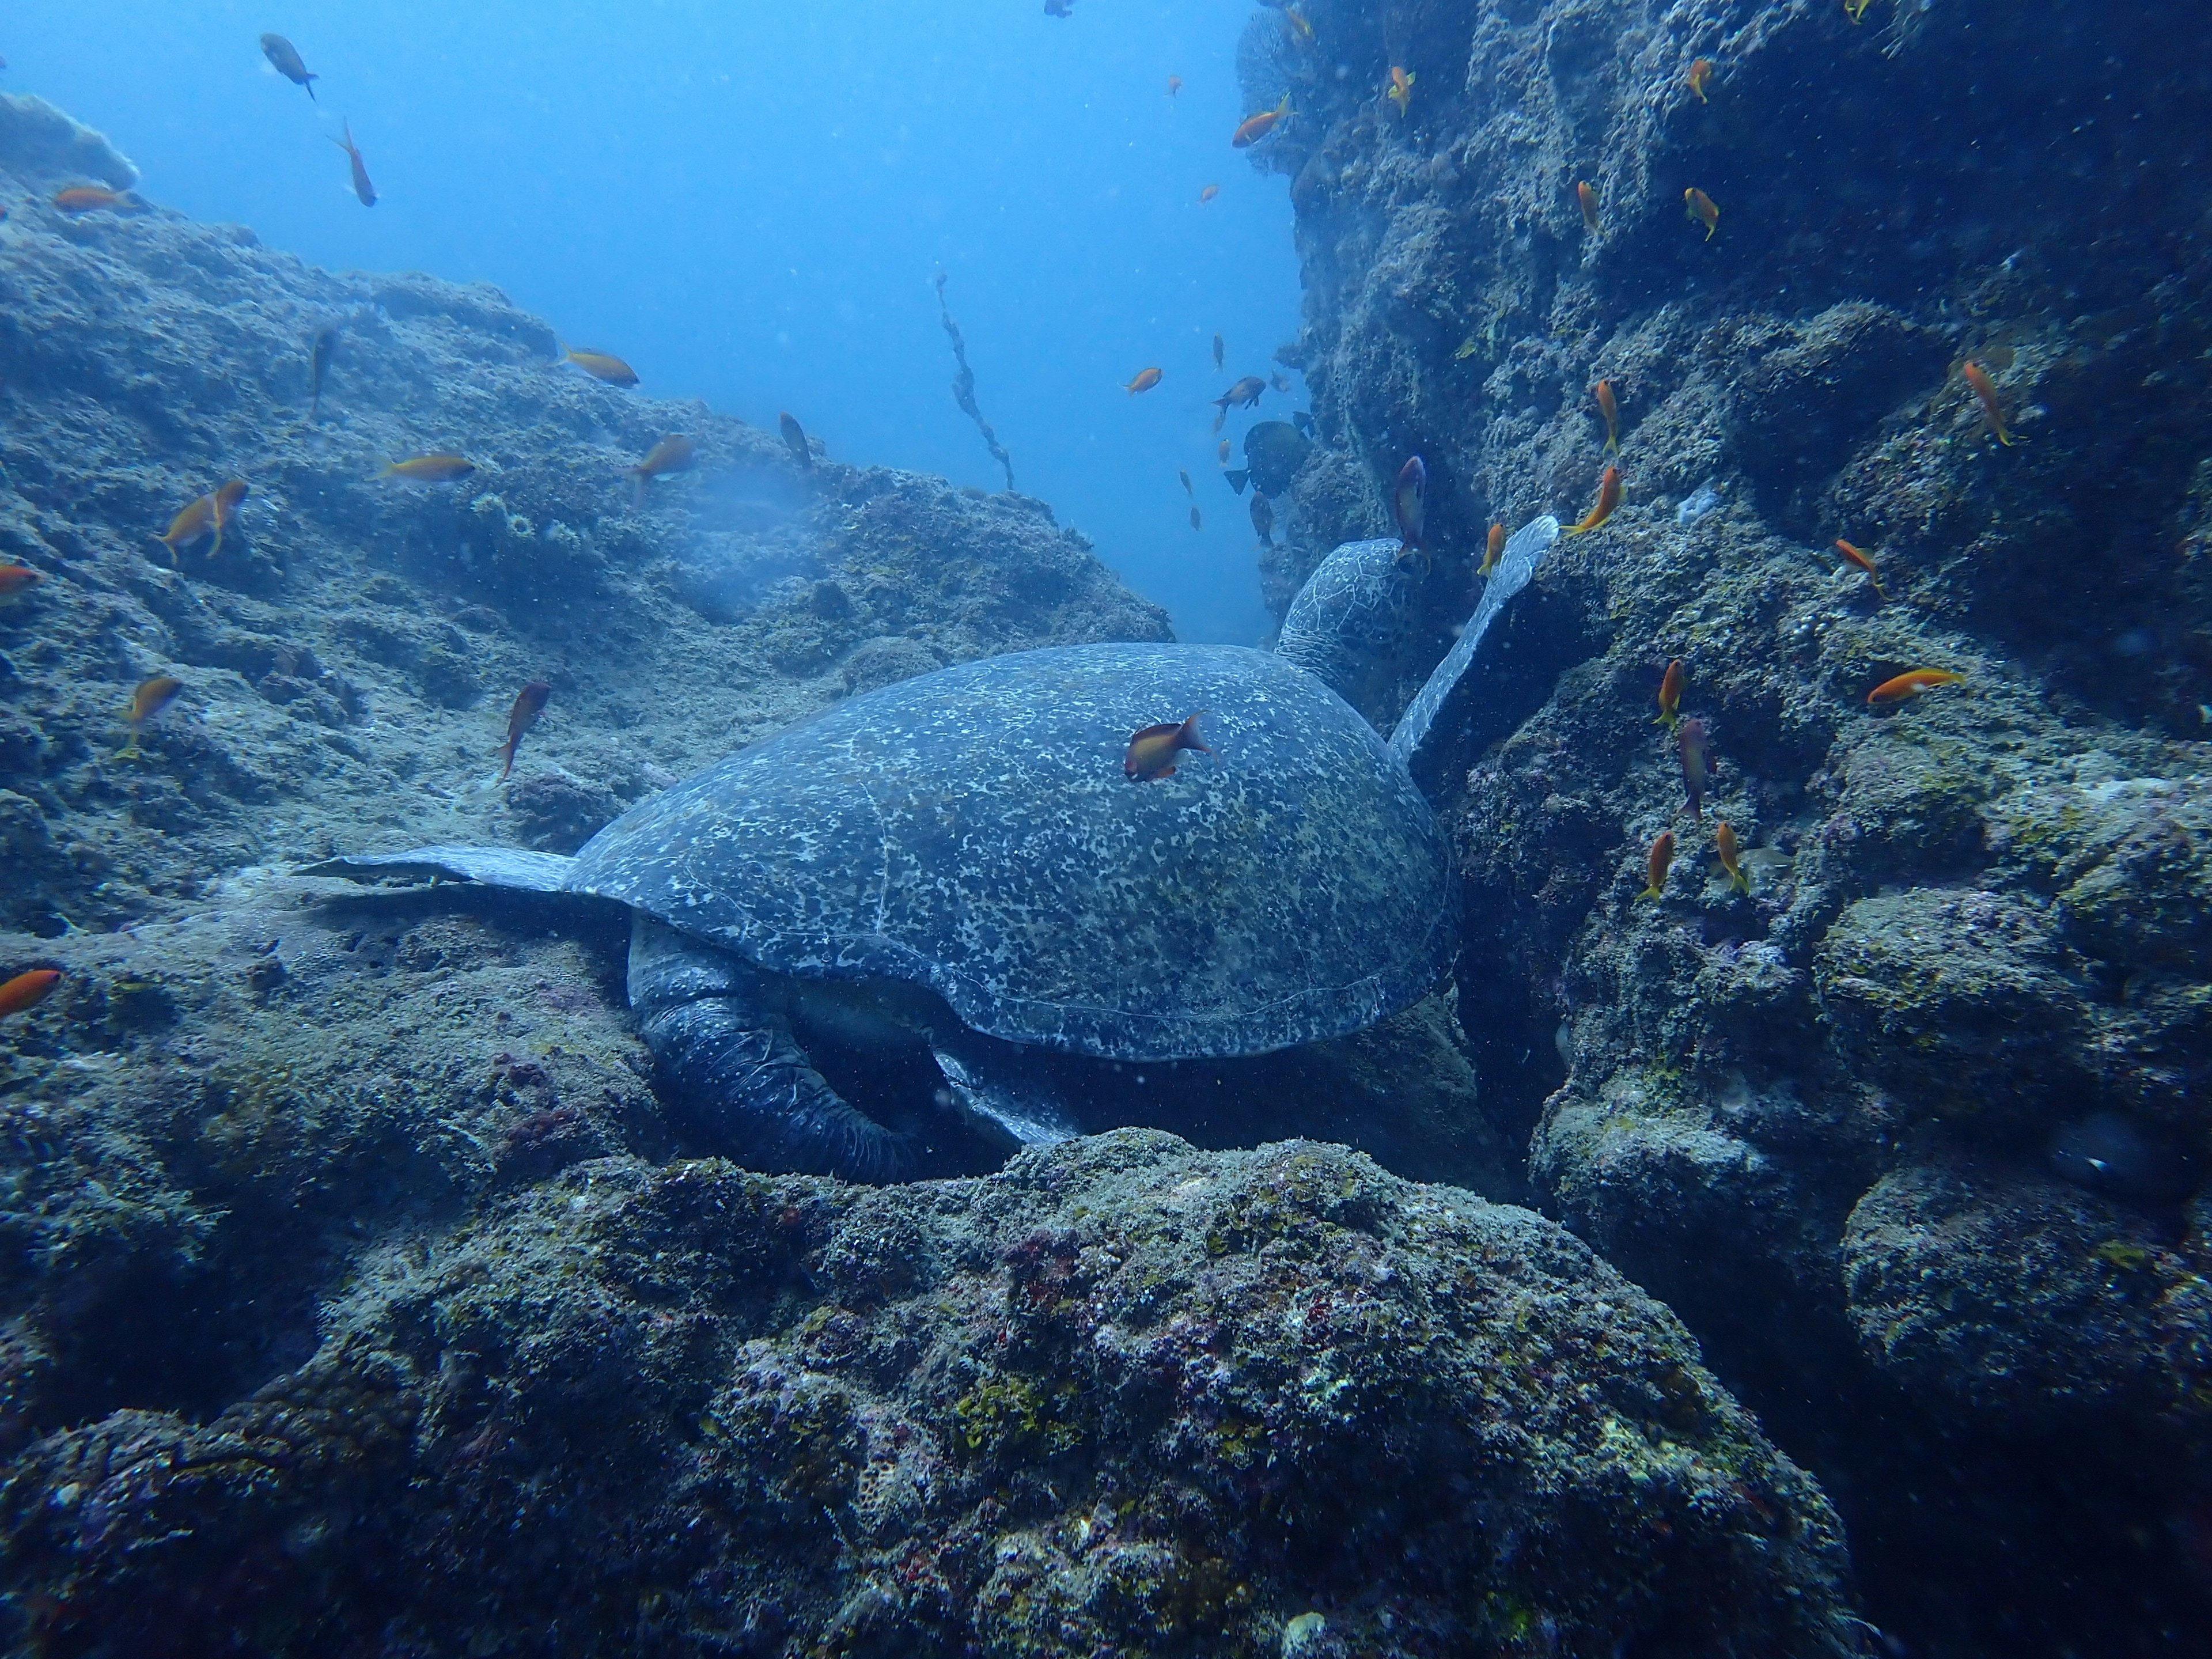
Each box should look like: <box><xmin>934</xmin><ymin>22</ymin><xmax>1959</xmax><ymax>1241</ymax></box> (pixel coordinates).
<box><xmin>568</xmin><ymin>643</ymin><xmax>1454</xmax><ymax>1061</ymax></box>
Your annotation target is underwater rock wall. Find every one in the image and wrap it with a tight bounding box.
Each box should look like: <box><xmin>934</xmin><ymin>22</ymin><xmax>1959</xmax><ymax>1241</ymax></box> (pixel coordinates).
<box><xmin>1247</xmin><ymin>0</ymin><xmax>2212</xmax><ymax>1649</ymax></box>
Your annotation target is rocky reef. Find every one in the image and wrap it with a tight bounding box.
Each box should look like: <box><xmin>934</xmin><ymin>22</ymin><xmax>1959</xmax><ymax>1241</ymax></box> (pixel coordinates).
<box><xmin>1242</xmin><ymin>0</ymin><xmax>2212</xmax><ymax>1650</ymax></box>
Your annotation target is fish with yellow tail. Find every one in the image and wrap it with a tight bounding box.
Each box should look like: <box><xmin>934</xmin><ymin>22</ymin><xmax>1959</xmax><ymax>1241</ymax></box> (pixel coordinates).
<box><xmin>1685</xmin><ymin>187</ymin><xmax>1719</xmax><ymax>240</ymax></box>
<box><xmin>1868</xmin><ymin>668</ymin><xmax>1965</xmax><ymax>706</ymax></box>
<box><xmin>379</xmin><ymin>454</ymin><xmax>476</xmax><ymax>483</ymax></box>
<box><xmin>1834</xmin><ymin>539</ymin><xmax>1888</xmax><ymax>600</ymax></box>
<box><xmin>332</xmin><ymin>119</ymin><xmax>375</xmax><ymax>206</ymax></box>
<box><xmin>1563</xmin><ymin>464</ymin><xmax>1620</xmax><ymax>535</ymax></box>
<box><xmin>562</xmin><ymin>346</ymin><xmax>638</xmax><ymax>388</ymax></box>
<box><xmin>1232</xmin><ymin>94</ymin><xmax>1289</xmax><ymax>148</ymax></box>
<box><xmin>1638</xmin><ymin>831</ymin><xmax>1675</xmax><ymax>901</ymax></box>
<box><xmin>1960</xmin><ymin>361</ymin><xmax>2014</xmax><ymax>446</ymax></box>
<box><xmin>1678</xmin><ymin>717</ymin><xmax>1710</xmax><ymax>820</ymax></box>
<box><xmin>1715</xmin><ymin>821</ymin><xmax>1751</xmax><ymax>895</ymax></box>
<box><xmin>1686</xmin><ymin>59</ymin><xmax>1715</xmax><ymax>103</ymax></box>
<box><xmin>1387</xmin><ymin>67</ymin><xmax>1415</xmax><ymax>118</ymax></box>
<box><xmin>627</xmin><ymin>435</ymin><xmax>696</xmax><ymax>505</ymax></box>
<box><xmin>0</xmin><ymin>968</ymin><xmax>61</xmax><ymax>1018</ymax></box>
<box><xmin>1594</xmin><ymin>378</ymin><xmax>1620</xmax><ymax>453</ymax></box>
<box><xmin>158</xmin><ymin>479</ymin><xmax>249</xmax><ymax>563</ymax></box>
<box><xmin>1655</xmin><ymin>658</ymin><xmax>1684</xmax><ymax>730</ymax></box>
<box><xmin>1577</xmin><ymin>181</ymin><xmax>1600</xmax><ymax>233</ymax></box>
<box><xmin>497</xmin><ymin>680</ymin><xmax>552</xmax><ymax>782</ymax></box>
<box><xmin>1845</xmin><ymin>0</ymin><xmax>1874</xmax><ymax>21</ymax></box>
<box><xmin>1124</xmin><ymin>711</ymin><xmax>1209</xmax><ymax>781</ymax></box>
<box><xmin>1124</xmin><ymin>366</ymin><xmax>1163</xmax><ymax>396</ymax></box>
<box><xmin>116</xmin><ymin>675</ymin><xmax>184</xmax><ymax>760</ymax></box>
<box><xmin>1479</xmin><ymin>521</ymin><xmax>1505</xmax><ymax>578</ymax></box>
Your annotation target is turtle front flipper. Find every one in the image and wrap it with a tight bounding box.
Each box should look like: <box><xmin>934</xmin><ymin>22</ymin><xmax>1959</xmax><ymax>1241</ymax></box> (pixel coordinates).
<box><xmin>626</xmin><ymin>915</ymin><xmax>910</xmax><ymax>1181</ymax></box>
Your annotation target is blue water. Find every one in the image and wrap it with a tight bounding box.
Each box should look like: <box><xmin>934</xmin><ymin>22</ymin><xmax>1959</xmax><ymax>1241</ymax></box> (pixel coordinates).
<box><xmin>12</xmin><ymin>1</ymin><xmax>1303</xmax><ymax>642</ymax></box>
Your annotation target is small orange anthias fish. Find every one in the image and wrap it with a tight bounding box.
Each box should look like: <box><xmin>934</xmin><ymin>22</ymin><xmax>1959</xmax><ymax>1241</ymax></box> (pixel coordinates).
<box><xmin>1715</xmin><ymin>820</ymin><xmax>1751</xmax><ymax>895</ymax></box>
<box><xmin>1479</xmin><ymin>521</ymin><xmax>1506</xmax><ymax>578</ymax></box>
<box><xmin>497</xmin><ymin>680</ymin><xmax>552</xmax><ymax>781</ymax></box>
<box><xmin>1961</xmin><ymin>360</ymin><xmax>2014</xmax><ymax>446</ymax></box>
<box><xmin>118</xmin><ymin>675</ymin><xmax>184</xmax><ymax>759</ymax></box>
<box><xmin>1564</xmin><ymin>464</ymin><xmax>1621</xmax><ymax>535</ymax></box>
<box><xmin>779</xmin><ymin>412</ymin><xmax>813</xmax><ymax>467</ymax></box>
<box><xmin>54</xmin><ymin>185</ymin><xmax>135</xmax><ymax>213</ymax></box>
<box><xmin>1232</xmin><ymin>94</ymin><xmax>1290</xmax><ymax>148</ymax></box>
<box><xmin>1678</xmin><ymin>716</ymin><xmax>1710</xmax><ymax>820</ymax></box>
<box><xmin>1393</xmin><ymin>455</ymin><xmax>1427</xmax><ymax>558</ymax></box>
<box><xmin>1166</xmin><ymin>76</ymin><xmax>1183</xmax><ymax>99</ymax></box>
<box><xmin>1577</xmin><ymin>180</ymin><xmax>1600</xmax><ymax>233</ymax></box>
<box><xmin>1834</xmin><ymin>538</ymin><xmax>1888</xmax><ymax>600</ymax></box>
<box><xmin>380</xmin><ymin>454</ymin><xmax>476</xmax><ymax>483</ymax></box>
<box><xmin>0</xmin><ymin>968</ymin><xmax>62</xmax><ymax>1017</ymax></box>
<box><xmin>1868</xmin><ymin>668</ymin><xmax>1967</xmax><ymax>706</ymax></box>
<box><xmin>1686</xmin><ymin>58</ymin><xmax>1715</xmax><ymax>102</ymax></box>
<box><xmin>1125</xmin><ymin>712</ymin><xmax>1210</xmax><ymax>781</ymax></box>
<box><xmin>563</xmin><ymin>346</ymin><xmax>639</xmax><ymax>388</ymax></box>
<box><xmin>158</xmin><ymin>479</ymin><xmax>249</xmax><ymax>562</ymax></box>
<box><xmin>1124</xmin><ymin>366</ymin><xmax>1163</xmax><ymax>396</ymax></box>
<box><xmin>1216</xmin><ymin>438</ymin><xmax>1232</xmax><ymax>465</ymax></box>
<box><xmin>332</xmin><ymin>119</ymin><xmax>376</xmax><ymax>207</ymax></box>
<box><xmin>1638</xmin><ymin>831</ymin><xmax>1675</xmax><ymax>901</ymax></box>
<box><xmin>1387</xmin><ymin>67</ymin><xmax>1415</xmax><ymax>118</ymax></box>
<box><xmin>627</xmin><ymin>435</ymin><xmax>696</xmax><ymax>504</ymax></box>
<box><xmin>1685</xmin><ymin>187</ymin><xmax>1719</xmax><ymax>240</ymax></box>
<box><xmin>1199</xmin><ymin>184</ymin><xmax>1219</xmax><ymax>203</ymax></box>
<box><xmin>0</xmin><ymin>564</ymin><xmax>44</xmax><ymax>603</ymax></box>
<box><xmin>1594</xmin><ymin>378</ymin><xmax>1620</xmax><ymax>453</ymax></box>
<box><xmin>1656</xmin><ymin>657</ymin><xmax>1684</xmax><ymax>730</ymax></box>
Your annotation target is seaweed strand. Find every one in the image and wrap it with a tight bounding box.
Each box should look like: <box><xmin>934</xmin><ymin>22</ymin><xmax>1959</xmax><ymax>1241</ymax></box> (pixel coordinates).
<box><xmin>934</xmin><ymin>271</ymin><xmax>1014</xmax><ymax>493</ymax></box>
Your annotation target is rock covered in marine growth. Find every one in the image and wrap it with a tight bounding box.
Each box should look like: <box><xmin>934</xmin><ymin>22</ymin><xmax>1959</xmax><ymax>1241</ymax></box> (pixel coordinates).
<box><xmin>1236</xmin><ymin>0</ymin><xmax>2212</xmax><ymax>1646</ymax></box>
<box><xmin>1</xmin><ymin>1132</ymin><xmax>1860</xmax><ymax>1657</ymax></box>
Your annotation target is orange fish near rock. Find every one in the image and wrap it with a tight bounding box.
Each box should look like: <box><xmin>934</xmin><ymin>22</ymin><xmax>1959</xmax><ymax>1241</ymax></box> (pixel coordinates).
<box><xmin>1656</xmin><ymin>658</ymin><xmax>1684</xmax><ymax>730</ymax></box>
<box><xmin>1217</xmin><ymin>438</ymin><xmax>1232</xmax><ymax>465</ymax></box>
<box><xmin>627</xmin><ymin>435</ymin><xmax>696</xmax><ymax>505</ymax></box>
<box><xmin>497</xmin><ymin>680</ymin><xmax>552</xmax><ymax>781</ymax></box>
<box><xmin>1124</xmin><ymin>367</ymin><xmax>1163</xmax><ymax>396</ymax></box>
<box><xmin>1577</xmin><ymin>181</ymin><xmax>1600</xmax><ymax>233</ymax></box>
<box><xmin>1563</xmin><ymin>464</ymin><xmax>1621</xmax><ymax>535</ymax></box>
<box><xmin>1961</xmin><ymin>361</ymin><xmax>2014</xmax><ymax>446</ymax></box>
<box><xmin>1678</xmin><ymin>717</ymin><xmax>1710</xmax><ymax>820</ymax></box>
<box><xmin>1638</xmin><ymin>831</ymin><xmax>1675</xmax><ymax>901</ymax></box>
<box><xmin>1124</xmin><ymin>712</ymin><xmax>1210</xmax><ymax>781</ymax></box>
<box><xmin>1387</xmin><ymin>67</ymin><xmax>1415</xmax><ymax>118</ymax></box>
<box><xmin>54</xmin><ymin>185</ymin><xmax>136</xmax><ymax>214</ymax></box>
<box><xmin>158</xmin><ymin>479</ymin><xmax>249</xmax><ymax>562</ymax></box>
<box><xmin>380</xmin><ymin>454</ymin><xmax>476</xmax><ymax>483</ymax></box>
<box><xmin>1685</xmin><ymin>187</ymin><xmax>1719</xmax><ymax>240</ymax></box>
<box><xmin>1868</xmin><ymin>668</ymin><xmax>1966</xmax><ymax>706</ymax></box>
<box><xmin>0</xmin><ymin>968</ymin><xmax>61</xmax><ymax>1017</ymax></box>
<box><xmin>563</xmin><ymin>346</ymin><xmax>638</xmax><ymax>388</ymax></box>
<box><xmin>332</xmin><ymin>119</ymin><xmax>375</xmax><ymax>206</ymax></box>
<box><xmin>1834</xmin><ymin>539</ymin><xmax>1888</xmax><ymax>600</ymax></box>
<box><xmin>0</xmin><ymin>565</ymin><xmax>44</xmax><ymax>603</ymax></box>
<box><xmin>1594</xmin><ymin>379</ymin><xmax>1620</xmax><ymax>453</ymax></box>
<box><xmin>1479</xmin><ymin>521</ymin><xmax>1505</xmax><ymax>578</ymax></box>
<box><xmin>1686</xmin><ymin>59</ymin><xmax>1715</xmax><ymax>102</ymax></box>
<box><xmin>1232</xmin><ymin>95</ymin><xmax>1289</xmax><ymax>148</ymax></box>
<box><xmin>1715</xmin><ymin>820</ymin><xmax>1750</xmax><ymax>895</ymax></box>
<box><xmin>118</xmin><ymin>675</ymin><xmax>183</xmax><ymax>759</ymax></box>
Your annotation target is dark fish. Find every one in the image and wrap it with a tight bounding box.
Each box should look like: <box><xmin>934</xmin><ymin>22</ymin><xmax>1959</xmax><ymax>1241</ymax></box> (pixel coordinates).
<box><xmin>332</xmin><ymin>118</ymin><xmax>374</xmax><ymax>206</ymax></box>
<box><xmin>1189</xmin><ymin>506</ymin><xmax>1203</xmax><ymax>531</ymax></box>
<box><xmin>1213</xmin><ymin>334</ymin><xmax>1225</xmax><ymax>370</ymax></box>
<box><xmin>1241</xmin><ymin>419</ymin><xmax>1311</xmax><ymax>495</ymax></box>
<box><xmin>1125</xmin><ymin>712</ymin><xmax>1209</xmax><ymax>781</ymax></box>
<box><xmin>260</xmin><ymin>33</ymin><xmax>317</xmax><ymax>100</ymax></box>
<box><xmin>308</xmin><ymin>324</ymin><xmax>338</xmax><ymax>422</ymax></box>
<box><xmin>1291</xmin><ymin>410</ymin><xmax>1313</xmax><ymax>435</ymax></box>
<box><xmin>1179</xmin><ymin>469</ymin><xmax>1194</xmax><ymax>497</ymax></box>
<box><xmin>1393</xmin><ymin>455</ymin><xmax>1426</xmax><ymax>554</ymax></box>
<box><xmin>1678</xmin><ymin>717</ymin><xmax>1709</xmax><ymax>821</ymax></box>
<box><xmin>497</xmin><ymin>680</ymin><xmax>552</xmax><ymax>781</ymax></box>
<box><xmin>779</xmin><ymin>412</ymin><xmax>813</xmax><ymax>467</ymax></box>
<box><xmin>1270</xmin><ymin>372</ymin><xmax>1291</xmax><ymax>393</ymax></box>
<box><xmin>1212</xmin><ymin>376</ymin><xmax>1266</xmax><ymax>415</ymax></box>
<box><xmin>1223</xmin><ymin>469</ymin><xmax>1249</xmax><ymax>495</ymax></box>
<box><xmin>1251</xmin><ymin>493</ymin><xmax>1274</xmax><ymax>546</ymax></box>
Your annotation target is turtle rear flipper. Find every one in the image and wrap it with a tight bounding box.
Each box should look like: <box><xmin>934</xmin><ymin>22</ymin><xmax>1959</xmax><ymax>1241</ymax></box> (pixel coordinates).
<box><xmin>928</xmin><ymin>1027</ymin><xmax>1078</xmax><ymax>1152</ymax></box>
<box><xmin>627</xmin><ymin>915</ymin><xmax>909</xmax><ymax>1181</ymax></box>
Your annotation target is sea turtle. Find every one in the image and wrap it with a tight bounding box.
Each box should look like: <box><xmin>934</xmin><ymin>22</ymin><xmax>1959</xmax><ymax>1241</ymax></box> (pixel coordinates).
<box><xmin>312</xmin><ymin>517</ymin><xmax>1559</xmax><ymax>1179</ymax></box>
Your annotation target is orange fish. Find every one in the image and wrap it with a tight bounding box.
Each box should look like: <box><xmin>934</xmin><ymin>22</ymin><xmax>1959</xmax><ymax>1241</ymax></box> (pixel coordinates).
<box><xmin>563</xmin><ymin>347</ymin><xmax>638</xmax><ymax>388</ymax></box>
<box><xmin>332</xmin><ymin>119</ymin><xmax>375</xmax><ymax>206</ymax></box>
<box><xmin>379</xmin><ymin>454</ymin><xmax>476</xmax><ymax>483</ymax></box>
<box><xmin>627</xmin><ymin>435</ymin><xmax>696</xmax><ymax>505</ymax></box>
<box><xmin>1564</xmin><ymin>464</ymin><xmax>1621</xmax><ymax>535</ymax></box>
<box><xmin>117</xmin><ymin>675</ymin><xmax>184</xmax><ymax>759</ymax></box>
<box><xmin>1124</xmin><ymin>367</ymin><xmax>1163</xmax><ymax>395</ymax></box>
<box><xmin>1638</xmin><ymin>831</ymin><xmax>1675</xmax><ymax>901</ymax></box>
<box><xmin>0</xmin><ymin>968</ymin><xmax>62</xmax><ymax>1017</ymax></box>
<box><xmin>1686</xmin><ymin>59</ymin><xmax>1714</xmax><ymax>102</ymax></box>
<box><xmin>1594</xmin><ymin>379</ymin><xmax>1620</xmax><ymax>453</ymax></box>
<box><xmin>1961</xmin><ymin>361</ymin><xmax>2013</xmax><ymax>446</ymax></box>
<box><xmin>1125</xmin><ymin>712</ymin><xmax>1209</xmax><ymax>780</ymax></box>
<box><xmin>1715</xmin><ymin>821</ymin><xmax>1750</xmax><ymax>895</ymax></box>
<box><xmin>497</xmin><ymin>680</ymin><xmax>551</xmax><ymax>781</ymax></box>
<box><xmin>1577</xmin><ymin>181</ymin><xmax>1600</xmax><ymax>233</ymax></box>
<box><xmin>1167</xmin><ymin>76</ymin><xmax>1183</xmax><ymax>99</ymax></box>
<box><xmin>1217</xmin><ymin>438</ymin><xmax>1232</xmax><ymax>465</ymax></box>
<box><xmin>158</xmin><ymin>479</ymin><xmax>249</xmax><ymax>561</ymax></box>
<box><xmin>1387</xmin><ymin>67</ymin><xmax>1415</xmax><ymax>118</ymax></box>
<box><xmin>1655</xmin><ymin>658</ymin><xmax>1684</xmax><ymax>730</ymax></box>
<box><xmin>1479</xmin><ymin>521</ymin><xmax>1505</xmax><ymax>578</ymax></box>
<box><xmin>1199</xmin><ymin>184</ymin><xmax>1219</xmax><ymax>203</ymax></box>
<box><xmin>1685</xmin><ymin>187</ymin><xmax>1719</xmax><ymax>240</ymax></box>
<box><xmin>54</xmin><ymin>185</ymin><xmax>135</xmax><ymax>213</ymax></box>
<box><xmin>1232</xmin><ymin>94</ymin><xmax>1289</xmax><ymax>148</ymax></box>
<box><xmin>0</xmin><ymin>565</ymin><xmax>44</xmax><ymax>603</ymax></box>
<box><xmin>1678</xmin><ymin>717</ymin><xmax>1710</xmax><ymax>820</ymax></box>
<box><xmin>1868</xmin><ymin>669</ymin><xmax>1966</xmax><ymax>706</ymax></box>
<box><xmin>1834</xmin><ymin>539</ymin><xmax>1887</xmax><ymax>600</ymax></box>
